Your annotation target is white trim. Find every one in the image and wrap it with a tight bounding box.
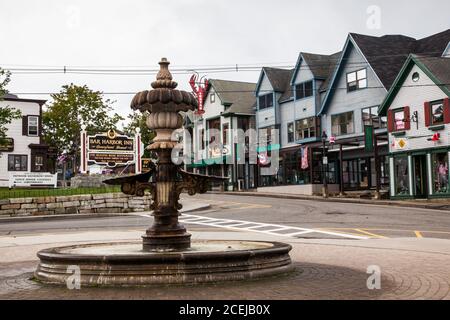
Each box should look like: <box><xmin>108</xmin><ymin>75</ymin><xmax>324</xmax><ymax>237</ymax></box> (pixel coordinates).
<box><xmin>389</xmin><ymin>157</ymin><xmax>395</xmax><ymax>197</ymax></box>
<box><xmin>442</xmin><ymin>42</ymin><xmax>450</xmax><ymax>57</ymax></box>
<box><xmin>408</xmin><ymin>155</ymin><xmax>414</xmax><ymax>196</ymax></box>
<box><xmin>427</xmin><ymin>153</ymin><xmax>433</xmax><ymax>196</ymax></box>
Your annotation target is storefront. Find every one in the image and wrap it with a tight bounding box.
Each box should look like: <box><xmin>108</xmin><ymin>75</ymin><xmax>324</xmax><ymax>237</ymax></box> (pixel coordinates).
<box><xmin>390</xmin><ymin>148</ymin><xmax>450</xmax><ymax>199</ymax></box>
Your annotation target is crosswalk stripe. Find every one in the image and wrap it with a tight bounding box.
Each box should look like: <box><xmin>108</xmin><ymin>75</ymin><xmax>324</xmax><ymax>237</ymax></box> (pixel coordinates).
<box><xmin>180</xmin><ymin>214</ymin><xmax>369</xmax><ymax>240</ymax></box>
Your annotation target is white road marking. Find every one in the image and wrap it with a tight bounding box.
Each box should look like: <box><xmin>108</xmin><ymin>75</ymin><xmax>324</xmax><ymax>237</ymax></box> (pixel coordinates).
<box><xmin>179</xmin><ymin>214</ymin><xmax>369</xmax><ymax>240</ymax></box>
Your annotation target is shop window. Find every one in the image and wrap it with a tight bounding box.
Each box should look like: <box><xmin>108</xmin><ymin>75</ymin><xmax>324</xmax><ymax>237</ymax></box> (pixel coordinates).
<box><xmin>394</xmin><ymin>157</ymin><xmax>409</xmax><ymax>196</ymax></box>
<box><xmin>295</xmin><ymin>117</ymin><xmax>316</xmax><ymax>141</ymax></box>
<box><xmin>432</xmin><ymin>152</ymin><xmax>449</xmax><ymax>194</ymax></box>
<box><xmin>287</xmin><ymin>122</ymin><xmax>294</xmax><ymax>143</ymax></box>
<box><xmin>331</xmin><ymin>112</ymin><xmax>354</xmax><ymax>136</ymax></box>
<box><xmin>8</xmin><ymin>155</ymin><xmax>28</xmax><ymax>171</ymax></box>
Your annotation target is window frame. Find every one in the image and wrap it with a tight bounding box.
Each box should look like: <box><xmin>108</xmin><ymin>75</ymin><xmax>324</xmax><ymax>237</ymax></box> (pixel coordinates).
<box><xmin>287</xmin><ymin>122</ymin><xmax>295</xmax><ymax>143</ymax></box>
<box><xmin>295</xmin><ymin>81</ymin><xmax>314</xmax><ymax>101</ymax></box>
<box><xmin>346</xmin><ymin>68</ymin><xmax>367</xmax><ymax>92</ymax></box>
<box><xmin>8</xmin><ymin>154</ymin><xmax>28</xmax><ymax>172</ymax></box>
<box><xmin>392</xmin><ymin>107</ymin><xmax>406</xmax><ymax>132</ymax></box>
<box><xmin>331</xmin><ymin>111</ymin><xmax>355</xmax><ymax>136</ymax></box>
<box><xmin>27</xmin><ymin>116</ymin><xmax>39</xmax><ymax>137</ymax></box>
<box><xmin>258</xmin><ymin>93</ymin><xmax>274</xmax><ymax>110</ymax></box>
<box><xmin>295</xmin><ymin>117</ymin><xmax>316</xmax><ymax>141</ymax></box>
<box><xmin>362</xmin><ymin>105</ymin><xmax>386</xmax><ymax>129</ymax></box>
<box><xmin>430</xmin><ymin>100</ymin><xmax>445</xmax><ymax>126</ymax></box>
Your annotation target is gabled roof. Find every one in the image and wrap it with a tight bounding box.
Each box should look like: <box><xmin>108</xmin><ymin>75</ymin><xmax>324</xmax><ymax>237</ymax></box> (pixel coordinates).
<box><xmin>378</xmin><ymin>55</ymin><xmax>450</xmax><ymax>116</ymax></box>
<box><xmin>288</xmin><ymin>51</ymin><xmax>342</xmax><ymax>96</ymax></box>
<box><xmin>319</xmin><ymin>29</ymin><xmax>450</xmax><ymax>115</ymax></box>
<box><xmin>260</xmin><ymin>67</ymin><xmax>293</xmax><ymax>93</ymax></box>
<box><xmin>209</xmin><ymin>79</ymin><xmax>256</xmax><ymax>115</ymax></box>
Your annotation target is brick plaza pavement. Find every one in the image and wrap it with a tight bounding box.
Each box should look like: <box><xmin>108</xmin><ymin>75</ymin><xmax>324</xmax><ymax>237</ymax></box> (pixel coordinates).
<box><xmin>0</xmin><ymin>231</ymin><xmax>449</xmax><ymax>300</ymax></box>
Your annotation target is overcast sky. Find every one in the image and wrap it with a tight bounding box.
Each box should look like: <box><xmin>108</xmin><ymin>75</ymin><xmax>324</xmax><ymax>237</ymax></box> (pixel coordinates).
<box><xmin>1</xmin><ymin>0</ymin><xmax>449</xmax><ymax>127</ymax></box>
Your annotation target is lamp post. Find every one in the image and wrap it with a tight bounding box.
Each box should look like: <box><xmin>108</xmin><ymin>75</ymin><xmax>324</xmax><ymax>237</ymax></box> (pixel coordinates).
<box><xmin>321</xmin><ymin>131</ymin><xmax>328</xmax><ymax>198</ymax></box>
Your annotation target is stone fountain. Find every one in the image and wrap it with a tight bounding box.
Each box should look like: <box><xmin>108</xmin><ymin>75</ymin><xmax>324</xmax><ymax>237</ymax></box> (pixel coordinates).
<box><xmin>34</xmin><ymin>58</ymin><xmax>293</xmax><ymax>286</ymax></box>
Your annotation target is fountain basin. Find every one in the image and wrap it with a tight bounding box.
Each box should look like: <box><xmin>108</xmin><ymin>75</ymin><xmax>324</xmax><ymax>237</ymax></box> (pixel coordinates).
<box><xmin>35</xmin><ymin>240</ymin><xmax>293</xmax><ymax>286</ymax></box>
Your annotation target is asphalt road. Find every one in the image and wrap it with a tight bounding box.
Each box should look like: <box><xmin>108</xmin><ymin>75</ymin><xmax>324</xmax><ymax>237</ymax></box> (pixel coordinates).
<box><xmin>1</xmin><ymin>194</ymin><xmax>450</xmax><ymax>240</ymax></box>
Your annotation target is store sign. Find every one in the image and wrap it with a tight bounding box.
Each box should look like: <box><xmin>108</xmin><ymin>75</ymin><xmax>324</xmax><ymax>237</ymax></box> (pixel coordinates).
<box><xmin>8</xmin><ymin>172</ymin><xmax>57</xmax><ymax>188</ymax></box>
<box><xmin>0</xmin><ymin>138</ymin><xmax>14</xmax><ymax>152</ymax></box>
<box><xmin>88</xmin><ymin>130</ymin><xmax>134</xmax><ymax>152</ymax></box>
<box><xmin>88</xmin><ymin>152</ymin><xmax>134</xmax><ymax>167</ymax></box>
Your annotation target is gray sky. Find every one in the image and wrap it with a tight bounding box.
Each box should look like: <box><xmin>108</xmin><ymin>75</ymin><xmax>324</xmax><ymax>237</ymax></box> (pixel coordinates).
<box><xmin>1</xmin><ymin>0</ymin><xmax>449</xmax><ymax>127</ymax></box>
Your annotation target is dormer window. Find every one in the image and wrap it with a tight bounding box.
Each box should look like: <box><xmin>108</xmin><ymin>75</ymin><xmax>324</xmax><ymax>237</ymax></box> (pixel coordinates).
<box><xmin>259</xmin><ymin>93</ymin><xmax>273</xmax><ymax>110</ymax></box>
<box><xmin>347</xmin><ymin>68</ymin><xmax>367</xmax><ymax>92</ymax></box>
<box><xmin>295</xmin><ymin>81</ymin><xmax>313</xmax><ymax>100</ymax></box>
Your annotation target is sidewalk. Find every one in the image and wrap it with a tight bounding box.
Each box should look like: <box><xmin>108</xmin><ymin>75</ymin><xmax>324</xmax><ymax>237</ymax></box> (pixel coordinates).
<box><xmin>210</xmin><ymin>191</ymin><xmax>450</xmax><ymax>211</ymax></box>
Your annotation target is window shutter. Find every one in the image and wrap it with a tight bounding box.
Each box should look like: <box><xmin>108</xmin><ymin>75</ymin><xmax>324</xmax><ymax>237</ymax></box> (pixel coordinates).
<box><xmin>424</xmin><ymin>102</ymin><xmax>431</xmax><ymax>127</ymax></box>
<box><xmin>22</xmin><ymin>116</ymin><xmax>28</xmax><ymax>136</ymax></box>
<box><xmin>404</xmin><ymin>106</ymin><xmax>411</xmax><ymax>130</ymax></box>
<box><xmin>387</xmin><ymin>110</ymin><xmax>394</xmax><ymax>132</ymax></box>
<box><xmin>444</xmin><ymin>98</ymin><xmax>450</xmax><ymax>124</ymax></box>
<box><xmin>38</xmin><ymin>116</ymin><xmax>42</xmax><ymax>136</ymax></box>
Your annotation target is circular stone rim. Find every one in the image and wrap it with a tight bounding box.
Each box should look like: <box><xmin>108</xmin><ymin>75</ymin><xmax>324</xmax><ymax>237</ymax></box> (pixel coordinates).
<box><xmin>36</xmin><ymin>240</ymin><xmax>291</xmax><ymax>263</ymax></box>
<box><xmin>35</xmin><ymin>240</ymin><xmax>293</xmax><ymax>286</ymax></box>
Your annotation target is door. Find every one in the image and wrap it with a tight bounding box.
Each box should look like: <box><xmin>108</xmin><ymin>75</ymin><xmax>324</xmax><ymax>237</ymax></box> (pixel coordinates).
<box><xmin>413</xmin><ymin>155</ymin><xmax>427</xmax><ymax>198</ymax></box>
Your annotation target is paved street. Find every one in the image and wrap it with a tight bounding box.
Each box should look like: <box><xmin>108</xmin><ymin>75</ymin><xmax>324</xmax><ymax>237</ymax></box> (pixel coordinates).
<box><xmin>1</xmin><ymin>194</ymin><xmax>450</xmax><ymax>299</ymax></box>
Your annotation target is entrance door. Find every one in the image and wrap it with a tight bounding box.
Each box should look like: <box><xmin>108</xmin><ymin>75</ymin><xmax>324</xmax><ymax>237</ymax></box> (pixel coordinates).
<box><xmin>413</xmin><ymin>155</ymin><xmax>428</xmax><ymax>198</ymax></box>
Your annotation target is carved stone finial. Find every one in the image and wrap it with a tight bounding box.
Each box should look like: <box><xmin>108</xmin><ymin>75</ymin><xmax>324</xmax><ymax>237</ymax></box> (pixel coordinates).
<box><xmin>151</xmin><ymin>57</ymin><xmax>178</xmax><ymax>89</ymax></box>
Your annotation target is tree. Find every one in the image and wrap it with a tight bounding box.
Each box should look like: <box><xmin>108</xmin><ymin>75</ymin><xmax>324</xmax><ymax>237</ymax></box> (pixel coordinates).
<box><xmin>122</xmin><ymin>111</ymin><xmax>155</xmax><ymax>158</ymax></box>
<box><xmin>43</xmin><ymin>84</ymin><xmax>124</xmax><ymax>171</ymax></box>
<box><xmin>0</xmin><ymin>69</ymin><xmax>21</xmax><ymax>145</ymax></box>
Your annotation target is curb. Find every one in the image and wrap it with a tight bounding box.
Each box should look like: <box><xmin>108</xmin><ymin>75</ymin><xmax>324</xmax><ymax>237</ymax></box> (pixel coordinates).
<box><xmin>209</xmin><ymin>191</ymin><xmax>450</xmax><ymax>212</ymax></box>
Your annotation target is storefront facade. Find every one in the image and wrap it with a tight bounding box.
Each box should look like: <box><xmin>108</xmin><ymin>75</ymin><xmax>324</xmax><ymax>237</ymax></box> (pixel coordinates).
<box><xmin>378</xmin><ymin>55</ymin><xmax>450</xmax><ymax>199</ymax></box>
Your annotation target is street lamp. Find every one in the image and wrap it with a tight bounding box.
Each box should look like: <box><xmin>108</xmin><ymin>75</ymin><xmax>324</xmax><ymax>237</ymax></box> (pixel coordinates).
<box><xmin>321</xmin><ymin>131</ymin><xmax>328</xmax><ymax>198</ymax></box>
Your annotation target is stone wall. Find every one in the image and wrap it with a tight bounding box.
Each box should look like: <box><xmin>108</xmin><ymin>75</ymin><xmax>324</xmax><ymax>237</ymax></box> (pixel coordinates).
<box><xmin>70</xmin><ymin>174</ymin><xmax>120</xmax><ymax>188</ymax></box>
<box><xmin>0</xmin><ymin>193</ymin><xmax>151</xmax><ymax>217</ymax></box>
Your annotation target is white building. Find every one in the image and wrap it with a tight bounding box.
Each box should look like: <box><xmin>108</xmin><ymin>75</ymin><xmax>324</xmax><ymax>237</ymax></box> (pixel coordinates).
<box><xmin>0</xmin><ymin>94</ymin><xmax>55</xmax><ymax>187</ymax></box>
<box><xmin>378</xmin><ymin>55</ymin><xmax>450</xmax><ymax>199</ymax></box>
